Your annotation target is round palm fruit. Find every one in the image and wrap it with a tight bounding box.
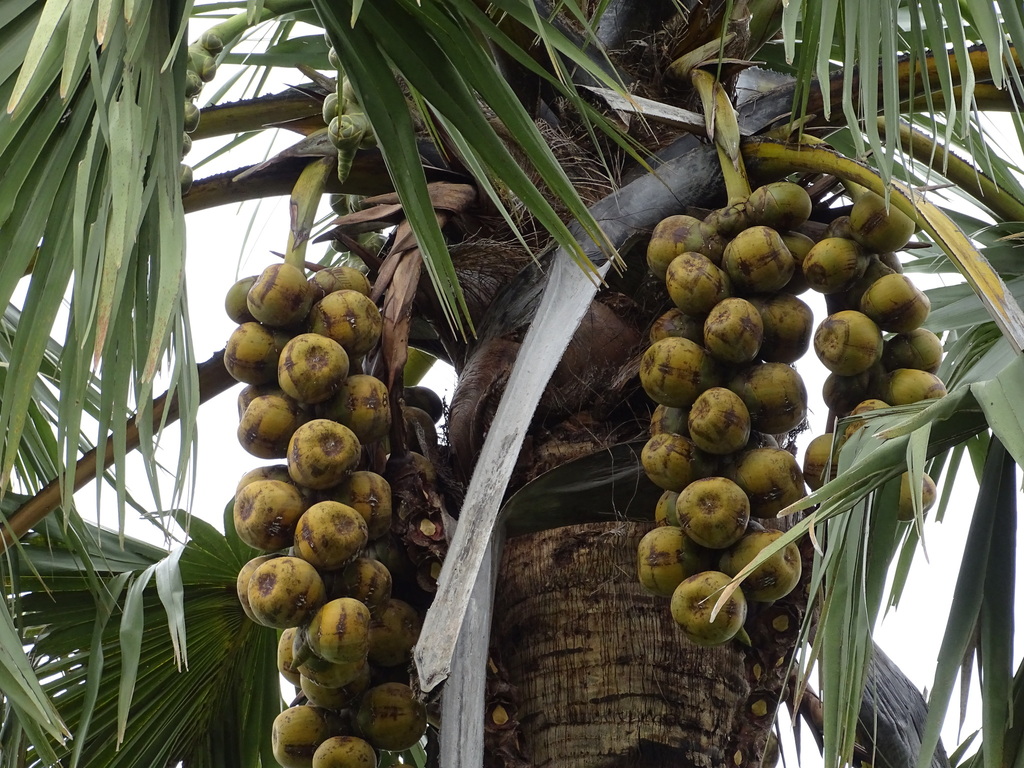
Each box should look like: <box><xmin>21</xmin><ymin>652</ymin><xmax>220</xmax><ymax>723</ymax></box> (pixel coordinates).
<box><xmin>237</xmin><ymin>554</ymin><xmax>277</xmax><ymax>622</ymax></box>
<box><xmin>719</xmin><ymin>530</ymin><xmax>802</xmax><ymax>602</ymax></box>
<box><xmin>813</xmin><ymin>310</ymin><xmax>883</xmax><ymax>376</ymax></box>
<box><xmin>675</xmin><ymin>476</ymin><xmax>750</xmax><ymax>550</ymax></box>
<box><xmin>404</xmin><ymin>386</ymin><xmax>444</xmax><ymax>423</ymax></box>
<box><xmin>313</xmin><ymin>736</ymin><xmax>377</xmax><ymax>768</ymax></box>
<box><xmin>404</xmin><ymin>406</ymin><xmax>439</xmax><ymax>455</ymax></box>
<box><xmin>279</xmin><ymin>627</ymin><xmax>302</xmax><ymax>687</ymax></box>
<box><xmin>750</xmin><ymin>294</ymin><xmax>814</xmax><ymax>364</ymax></box>
<box><xmin>802</xmin><ymin>237</ymin><xmax>870</xmax><ymax>294</ymax></box>
<box><xmin>301</xmin><ymin>664</ymin><xmax>371</xmax><ymax>710</ymax></box>
<box><xmin>650</xmin><ymin>308</ymin><xmax>705</xmax><ymax>345</ymax></box>
<box><xmin>721</xmin><ymin>226</ymin><xmax>795</xmax><ymax>294</ymax></box>
<box><xmin>687</xmin><ymin>388</ymin><xmax>751</xmax><ymax>455</ymax></box>
<box><xmin>237</xmin><ymin>383</ymin><xmax>288</xmax><ymax>419</ymax></box>
<box><xmin>288</xmin><ymin>419</ymin><xmax>361</xmax><ymax>490</ymax></box>
<box><xmin>356</xmin><ymin>683</ymin><xmax>427</xmax><ymax>752</ymax></box>
<box><xmin>641</xmin><ymin>433</ymin><xmax>712</xmax><ymax>492</ymax></box>
<box><xmin>883</xmin><ymin>328</ymin><xmax>943</xmax><ymax>373</ymax></box>
<box><xmin>319</xmin><ymin>375</ymin><xmax>391</xmax><ymax>444</ymax></box>
<box><xmin>368</xmin><ymin>599</ymin><xmax>422</xmax><ymax>667</ymax></box>
<box><xmin>850</xmin><ymin>190</ymin><xmax>916</xmax><ymax>252</ymax></box>
<box><xmin>650</xmin><ymin>405</ymin><xmax>688</xmax><ymax>437</ymax></box>
<box><xmin>309</xmin><ymin>266</ymin><xmax>372</xmax><ymax>302</ymax></box>
<box><xmin>729</xmin><ymin>362</ymin><xmax>808</xmax><ymax>435</ymax></box>
<box><xmin>409</xmin><ymin>451</ymin><xmax>438</xmax><ymax>484</ymax></box>
<box><xmin>745</xmin><ymin>182</ymin><xmax>813</xmax><ymax>230</ymax></box>
<box><xmin>822</xmin><ymin>369</ymin><xmax>874</xmax><ymax>414</ymax></box>
<box><xmin>238</xmin><ymin>393</ymin><xmax>306</xmax><ymax>459</ymax></box>
<box><xmin>728</xmin><ymin>448</ymin><xmax>806</xmax><ymax>517</ymax></box>
<box><xmin>880</xmin><ymin>368</ymin><xmax>947</xmax><ymax>405</ymax></box>
<box><xmin>647</xmin><ymin>215</ymin><xmax>725</xmax><ymax>278</ymax></box>
<box><xmin>278</xmin><ymin>334</ymin><xmax>350</xmax><ymax>405</ymax></box>
<box><xmin>236</xmin><ymin>464</ymin><xmax>294</xmax><ymax>494</ymax></box>
<box><xmin>779</xmin><ymin>231</ymin><xmax>814</xmax><ymax>294</ymax></box>
<box><xmin>272</xmin><ymin>705</ymin><xmax>334</xmax><ymax>768</ymax></box>
<box><xmin>332</xmin><ymin>471</ymin><xmax>392</xmax><ymax>539</ymax></box>
<box><xmin>666</xmin><ymin>252</ymin><xmax>731</xmax><ymax>316</ymax></box>
<box><xmin>654</xmin><ymin>490</ymin><xmax>681</xmax><ymax>526</ymax></box>
<box><xmin>637</xmin><ymin>525</ymin><xmax>711</xmax><ymax>596</ymax></box>
<box><xmin>309</xmin><ymin>290</ymin><xmax>383</xmax><ymax>357</ymax></box>
<box><xmin>859</xmin><ymin>273</ymin><xmax>931</xmax><ymax>333</ymax></box>
<box><xmin>897</xmin><ymin>472</ymin><xmax>937</xmax><ymax>521</ymax></box>
<box><xmin>843</xmin><ymin>398</ymin><xmax>890</xmax><ymax>440</ymax></box>
<box><xmin>248</xmin><ymin>263</ymin><xmax>315</xmax><ymax>328</ymax></box>
<box><xmin>670</xmin><ymin>570</ymin><xmax>747</xmax><ymax>646</ymax></box>
<box><xmin>224</xmin><ymin>322</ymin><xmax>289</xmax><ymax>385</ymax></box>
<box><xmin>183</xmin><ymin>100</ymin><xmax>201</xmax><ymax>133</ymax></box>
<box><xmin>703</xmin><ymin>298</ymin><xmax>763</xmax><ymax>364</ymax></box>
<box><xmin>298</xmin><ymin>653</ymin><xmax>367</xmax><ymax>689</ymax></box>
<box><xmin>234</xmin><ymin>479</ymin><xmax>307</xmax><ymax>551</ymax></box>
<box><xmin>842</xmin><ymin>258</ymin><xmax>897</xmax><ymax>310</ymax></box>
<box><xmin>803</xmin><ymin>433</ymin><xmax>838</xmax><ymax>491</ymax></box>
<box><xmin>308</xmin><ymin>597</ymin><xmax>372</xmax><ymax>665</ymax></box>
<box><xmin>334</xmin><ymin>557</ymin><xmax>392</xmax><ymax>615</ymax></box>
<box><xmin>225</xmin><ymin>276</ymin><xmax>258</xmax><ymax>323</ymax></box>
<box><xmin>824</xmin><ymin>215</ymin><xmax>854</xmax><ymax>240</ymax></box>
<box><xmin>703</xmin><ymin>203</ymin><xmax>751</xmax><ymax>239</ymax></box>
<box><xmin>294</xmin><ymin>501</ymin><xmax>368</xmax><ymax>570</ymax></box>
<box><xmin>248</xmin><ymin>556</ymin><xmax>326</xmax><ymax>629</ymax></box>
<box><xmin>640</xmin><ymin>337</ymin><xmax>721</xmax><ymax>409</ymax></box>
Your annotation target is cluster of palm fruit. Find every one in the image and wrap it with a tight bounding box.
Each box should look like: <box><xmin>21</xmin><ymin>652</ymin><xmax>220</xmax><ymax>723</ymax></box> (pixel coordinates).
<box><xmin>637</xmin><ymin>181</ymin><xmax>943</xmax><ymax>646</ymax></box>
<box><xmin>223</xmin><ymin>261</ymin><xmax>428</xmax><ymax>766</ymax></box>
<box><xmin>179</xmin><ymin>30</ymin><xmax>222</xmax><ymax>193</ymax></box>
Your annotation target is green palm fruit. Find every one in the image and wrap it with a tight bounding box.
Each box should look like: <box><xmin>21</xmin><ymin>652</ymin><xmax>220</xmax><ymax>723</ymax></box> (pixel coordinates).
<box><xmin>248</xmin><ymin>556</ymin><xmax>326</xmax><ymax>629</ymax></box>
<box><xmin>641</xmin><ymin>433</ymin><xmax>712</xmax><ymax>492</ymax></box>
<box><xmin>319</xmin><ymin>374</ymin><xmax>391</xmax><ymax>444</ymax></box>
<box><xmin>198</xmin><ymin>29</ymin><xmax>223</xmax><ymax>54</ymax></box>
<box><xmin>183</xmin><ymin>101</ymin><xmax>201</xmax><ymax>133</ymax></box>
<box><xmin>298</xmin><ymin>653</ymin><xmax>367</xmax><ymax>688</ymax></box>
<box><xmin>719</xmin><ymin>530</ymin><xmax>802</xmax><ymax>602</ymax></box>
<box><xmin>636</xmin><ymin>525</ymin><xmax>711</xmax><ymax>596</ymax></box>
<box><xmin>897</xmin><ymin>472</ymin><xmax>937</xmax><ymax>521</ymax></box>
<box><xmin>288</xmin><ymin>419</ymin><xmax>361</xmax><ymax>490</ymax></box>
<box><xmin>821</xmin><ymin>369</ymin><xmax>874</xmax><ymax>415</ymax></box>
<box><xmin>704</xmin><ymin>202</ymin><xmax>751</xmax><ymax>238</ymax></box>
<box><xmin>728</xmin><ymin>448</ymin><xmax>806</xmax><ymax>517</ymax></box>
<box><xmin>859</xmin><ymin>273</ymin><xmax>931</xmax><ymax>332</ymax></box>
<box><xmin>182</xmin><ymin>132</ymin><xmax>193</xmax><ymax>156</ymax></box>
<box><xmin>321</xmin><ymin>92</ymin><xmax>340</xmax><ymax>125</ymax></box>
<box><xmin>639</xmin><ymin>337</ymin><xmax>721</xmax><ymax>408</ymax></box>
<box><xmin>703</xmin><ymin>298</ymin><xmax>763</xmax><ymax>364</ymax></box>
<box><xmin>802</xmin><ymin>237</ymin><xmax>869</xmax><ymax>294</ymax></box>
<box><xmin>745</xmin><ymin>181</ymin><xmax>812</xmax><ymax>230</ymax></box>
<box><xmin>313</xmin><ymin>736</ymin><xmax>378</xmax><ymax>768</ymax></box>
<box><xmin>779</xmin><ymin>231</ymin><xmax>814</xmax><ymax>294</ymax></box>
<box><xmin>331</xmin><ymin>471</ymin><xmax>392</xmax><ymax>539</ymax></box>
<box><xmin>278</xmin><ymin>334</ymin><xmax>350</xmax><ymax>405</ymax></box>
<box><xmin>750</xmin><ymin>294</ymin><xmax>814</xmax><ymax>364</ymax></box>
<box><xmin>234</xmin><ymin>479</ymin><xmax>307</xmax><ymax>551</ymax></box>
<box><xmin>309</xmin><ymin>266</ymin><xmax>372</xmax><ymax>302</ymax></box>
<box><xmin>238</xmin><ymin>393</ymin><xmax>307</xmax><ymax>459</ymax></box>
<box><xmin>224</xmin><ymin>322</ymin><xmax>290</xmax><ymax>385</ymax></box>
<box><xmin>650</xmin><ymin>405</ymin><xmax>689</xmax><ymax>437</ymax></box>
<box><xmin>237</xmin><ymin>554</ymin><xmax>277</xmax><ymax>622</ymax></box>
<box><xmin>654</xmin><ymin>490</ymin><xmax>681</xmax><ymax>526</ymax></box>
<box><xmin>670</xmin><ymin>570</ymin><xmax>747</xmax><ymax>646</ymax></box>
<box><xmin>728</xmin><ymin>362</ymin><xmax>808</xmax><ymax>435</ymax></box>
<box><xmin>647</xmin><ymin>215</ymin><xmax>725</xmax><ymax>278</ymax></box>
<box><xmin>404</xmin><ymin>386</ymin><xmax>444</xmax><ymax>423</ymax></box>
<box><xmin>356</xmin><ymin>683</ymin><xmax>428</xmax><ymax>752</ymax></box>
<box><xmin>368</xmin><ymin>598</ymin><xmax>422</xmax><ymax>667</ymax></box>
<box><xmin>842</xmin><ymin>398</ymin><xmax>890</xmax><ymax>441</ymax></box>
<box><xmin>294</xmin><ymin>501</ymin><xmax>368</xmax><ymax>570</ymax></box>
<box><xmin>404</xmin><ymin>405</ymin><xmax>439</xmax><ymax>455</ymax></box>
<box><xmin>823</xmin><ymin>215</ymin><xmax>854</xmax><ymax>240</ymax></box>
<box><xmin>180</xmin><ymin>164</ymin><xmax>194</xmax><ymax>195</ymax></box>
<box><xmin>184</xmin><ymin>69</ymin><xmax>203</xmax><ymax>98</ymax></box>
<box><xmin>278</xmin><ymin>628</ymin><xmax>302</xmax><ymax>687</ymax></box>
<box><xmin>236</xmin><ymin>464</ymin><xmax>294</xmax><ymax>494</ymax></box>
<box><xmin>813</xmin><ymin>310</ymin><xmax>883</xmax><ymax>376</ymax></box>
<box><xmin>248</xmin><ymin>263</ymin><xmax>315</xmax><ymax>328</ymax></box>
<box><xmin>675</xmin><ymin>476</ymin><xmax>750</xmax><ymax>550</ymax></box>
<box><xmin>721</xmin><ymin>226</ymin><xmax>795</xmax><ymax>294</ymax></box>
<box><xmin>333</xmin><ymin>557</ymin><xmax>392</xmax><ymax>615</ymax></box>
<box><xmin>272</xmin><ymin>705</ymin><xmax>335</xmax><ymax>768</ymax></box>
<box><xmin>225</xmin><ymin>276</ymin><xmax>258</xmax><ymax>323</ymax></box>
<box><xmin>237</xmin><ymin>383</ymin><xmax>288</xmax><ymax>419</ymax></box>
<box><xmin>882</xmin><ymin>328</ymin><xmax>943</xmax><ymax>373</ymax></box>
<box><xmin>850</xmin><ymin>190</ymin><xmax>916</xmax><ymax>252</ymax></box>
<box><xmin>665</xmin><ymin>252</ymin><xmax>731</xmax><ymax>316</ymax></box>
<box><xmin>309</xmin><ymin>290</ymin><xmax>383</xmax><ymax>357</ymax></box>
<box><xmin>880</xmin><ymin>368</ymin><xmax>947</xmax><ymax>405</ymax></box>
<box><xmin>301</xmin><ymin>664</ymin><xmax>371</xmax><ymax>710</ymax></box>
<box><xmin>802</xmin><ymin>433</ymin><xmax>838</xmax><ymax>490</ymax></box>
<box><xmin>687</xmin><ymin>387</ymin><xmax>751</xmax><ymax>455</ymax></box>
<box><xmin>308</xmin><ymin>597</ymin><xmax>372</xmax><ymax>664</ymax></box>
<box><xmin>650</xmin><ymin>308</ymin><xmax>706</xmax><ymax>345</ymax></box>
<box><xmin>188</xmin><ymin>44</ymin><xmax>218</xmax><ymax>82</ymax></box>
<box><xmin>842</xmin><ymin>258</ymin><xmax>896</xmax><ymax>310</ymax></box>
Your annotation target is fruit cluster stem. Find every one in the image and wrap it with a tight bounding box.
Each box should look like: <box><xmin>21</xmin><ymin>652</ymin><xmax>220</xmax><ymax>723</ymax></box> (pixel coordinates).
<box><xmin>286</xmin><ymin>156</ymin><xmax>337</xmax><ymax>269</ymax></box>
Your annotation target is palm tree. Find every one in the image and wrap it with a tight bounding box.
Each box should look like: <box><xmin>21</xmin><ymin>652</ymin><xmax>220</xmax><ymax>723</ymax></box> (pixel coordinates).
<box><xmin>2</xmin><ymin>0</ymin><xmax>1024</xmax><ymax>766</ymax></box>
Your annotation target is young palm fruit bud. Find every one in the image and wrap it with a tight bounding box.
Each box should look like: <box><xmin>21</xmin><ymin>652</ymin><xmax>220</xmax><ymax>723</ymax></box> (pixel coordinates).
<box><xmin>703</xmin><ymin>202</ymin><xmax>751</xmax><ymax>238</ymax></box>
<box><xmin>880</xmin><ymin>369</ymin><xmax>947</xmax><ymax>405</ymax></box>
<box><xmin>308</xmin><ymin>597</ymin><xmax>372</xmax><ymax>665</ymax></box>
<box><xmin>309</xmin><ymin>290</ymin><xmax>383</xmax><ymax>357</ymax></box>
<box><xmin>278</xmin><ymin>334</ymin><xmax>349</xmax><ymax>405</ymax></box>
<box><xmin>665</xmin><ymin>253</ymin><xmax>731</xmax><ymax>316</ymax></box>
<box><xmin>224</xmin><ymin>322</ymin><xmax>290</xmax><ymax>385</ymax></box>
<box><xmin>687</xmin><ymin>387</ymin><xmax>751</xmax><ymax>455</ymax></box>
<box><xmin>883</xmin><ymin>328</ymin><xmax>943</xmax><ymax>373</ymax></box>
<box><xmin>703</xmin><ymin>298</ymin><xmax>763</xmax><ymax>364</ymax></box>
<box><xmin>288</xmin><ymin>419</ymin><xmax>361</xmax><ymax>490</ymax></box>
<box><xmin>859</xmin><ymin>273</ymin><xmax>931</xmax><ymax>333</ymax></box>
<box><xmin>236</xmin><ymin>464</ymin><xmax>294</xmax><ymax>493</ymax></box>
<box><xmin>842</xmin><ymin>258</ymin><xmax>896</xmax><ymax>310</ymax></box>
<box><xmin>802</xmin><ymin>237</ymin><xmax>870</xmax><ymax>294</ymax></box>
<box><xmin>368</xmin><ymin>598</ymin><xmax>422</xmax><ymax>667</ymax></box>
<box><xmin>675</xmin><ymin>477</ymin><xmax>751</xmax><ymax>550</ymax></box>
<box><xmin>650</xmin><ymin>405</ymin><xmax>688</xmax><ymax>437</ymax></box>
<box><xmin>319</xmin><ymin>374</ymin><xmax>391</xmax><ymax>444</ymax></box>
<box><xmin>728</xmin><ymin>448</ymin><xmax>806</xmax><ymax>517</ymax></box>
<box><xmin>294</xmin><ymin>501</ymin><xmax>368</xmax><ymax>570</ymax></box>
<box><xmin>842</xmin><ymin>398</ymin><xmax>890</xmax><ymax>441</ymax></box>
<box><xmin>278</xmin><ymin>627</ymin><xmax>302</xmax><ymax>686</ymax></box>
<box><xmin>670</xmin><ymin>570</ymin><xmax>747</xmax><ymax>646</ymax></box>
<box><xmin>234</xmin><ymin>479</ymin><xmax>307</xmax><ymax>551</ymax></box>
<box><xmin>721</xmin><ymin>226</ymin><xmax>795</xmax><ymax>294</ymax></box>
<box><xmin>750</xmin><ymin>294</ymin><xmax>814</xmax><ymax>364</ymax></box>
<box><xmin>188</xmin><ymin>44</ymin><xmax>218</xmax><ymax>82</ymax></box>
<box><xmin>779</xmin><ymin>231</ymin><xmax>814</xmax><ymax>294</ymax></box>
<box><xmin>650</xmin><ymin>308</ymin><xmax>705</xmax><ymax>345</ymax></box>
<box><xmin>237</xmin><ymin>554</ymin><xmax>277</xmax><ymax>622</ymax></box>
<box><xmin>824</xmin><ymin>215</ymin><xmax>854</xmax><ymax>239</ymax></box>
<box><xmin>745</xmin><ymin>182</ymin><xmax>812</xmax><ymax>230</ymax></box>
<box><xmin>238</xmin><ymin>393</ymin><xmax>306</xmax><ymax>459</ymax></box>
<box><xmin>822</xmin><ymin>369</ymin><xmax>874</xmax><ymax>415</ymax></box>
<box><xmin>225</xmin><ymin>276</ymin><xmax>258</xmax><ymax>323</ymax></box>
<box><xmin>309</xmin><ymin>266</ymin><xmax>372</xmax><ymax>302</ymax></box>
<box><xmin>814</xmin><ymin>310</ymin><xmax>883</xmax><ymax>376</ymax></box>
<box><xmin>302</xmin><ymin>664</ymin><xmax>371</xmax><ymax>710</ymax></box>
<box><xmin>654</xmin><ymin>490</ymin><xmax>681</xmax><ymax>526</ymax></box>
<box><xmin>184</xmin><ymin>69</ymin><xmax>203</xmax><ymax>99</ymax></box>
<box><xmin>719</xmin><ymin>530</ymin><xmax>802</xmax><ymax>602</ymax></box>
<box><xmin>198</xmin><ymin>28</ymin><xmax>224</xmax><ymax>55</ymax></box>
<box><xmin>356</xmin><ymin>683</ymin><xmax>428</xmax><ymax>752</ymax></box>
<box><xmin>850</xmin><ymin>190</ymin><xmax>916</xmax><ymax>252</ymax></box>
<box><xmin>729</xmin><ymin>362</ymin><xmax>808</xmax><ymax>435</ymax></box>
<box><xmin>803</xmin><ymin>433</ymin><xmax>839</xmax><ymax>490</ymax></box>
<box><xmin>640</xmin><ymin>337</ymin><xmax>721</xmax><ymax>408</ymax></box>
<box><xmin>180</xmin><ymin>164</ymin><xmax>194</xmax><ymax>194</ymax></box>
<box><xmin>897</xmin><ymin>471</ymin><xmax>937</xmax><ymax>521</ymax></box>
<box><xmin>404</xmin><ymin>385</ymin><xmax>444</xmax><ymax>423</ymax></box>
<box><xmin>272</xmin><ymin>705</ymin><xmax>334</xmax><ymax>768</ymax></box>
<box><xmin>647</xmin><ymin>215</ymin><xmax>724</xmax><ymax>278</ymax></box>
<box><xmin>248</xmin><ymin>263</ymin><xmax>314</xmax><ymax>328</ymax></box>
<box><xmin>248</xmin><ymin>556</ymin><xmax>326</xmax><ymax>629</ymax></box>
<box><xmin>183</xmin><ymin>101</ymin><xmax>201</xmax><ymax>133</ymax></box>
<box><xmin>636</xmin><ymin>525</ymin><xmax>711</xmax><ymax>596</ymax></box>
<box><xmin>332</xmin><ymin>471</ymin><xmax>392</xmax><ymax>539</ymax></box>
<box><xmin>313</xmin><ymin>736</ymin><xmax>378</xmax><ymax>768</ymax></box>
<box><xmin>321</xmin><ymin>92</ymin><xmax>340</xmax><ymax>124</ymax></box>
<box><xmin>641</xmin><ymin>433</ymin><xmax>712</xmax><ymax>492</ymax></box>
<box><xmin>182</xmin><ymin>132</ymin><xmax>193</xmax><ymax>156</ymax></box>
<box><xmin>334</xmin><ymin>557</ymin><xmax>392</xmax><ymax>615</ymax></box>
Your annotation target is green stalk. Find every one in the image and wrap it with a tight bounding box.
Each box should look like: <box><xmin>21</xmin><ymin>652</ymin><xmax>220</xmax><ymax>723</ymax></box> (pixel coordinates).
<box><xmin>285</xmin><ymin>156</ymin><xmax>336</xmax><ymax>268</ymax></box>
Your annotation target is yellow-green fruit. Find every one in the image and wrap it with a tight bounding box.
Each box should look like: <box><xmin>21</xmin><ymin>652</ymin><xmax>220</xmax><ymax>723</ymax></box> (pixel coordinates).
<box><xmin>639</xmin><ymin>337</ymin><xmax>721</xmax><ymax>409</ymax></box>
<box><xmin>802</xmin><ymin>237</ymin><xmax>869</xmax><ymax>294</ymax></box>
<box><xmin>745</xmin><ymin>182</ymin><xmax>813</xmax><ymax>230</ymax></box>
<box><xmin>319</xmin><ymin>375</ymin><xmax>391</xmax><ymax>444</ymax></box>
<box><xmin>298</xmin><ymin>653</ymin><xmax>367</xmax><ymax>688</ymax></box>
<box><xmin>288</xmin><ymin>419</ymin><xmax>361</xmax><ymax>490</ymax></box>
<box><xmin>237</xmin><ymin>383</ymin><xmax>288</xmax><ymax>419</ymax></box>
<box><xmin>332</xmin><ymin>471</ymin><xmax>392</xmax><ymax>539</ymax></box>
<box><xmin>368</xmin><ymin>599</ymin><xmax>422</xmax><ymax>667</ymax></box>
<box><xmin>650</xmin><ymin>405</ymin><xmax>688</xmax><ymax>437</ymax></box>
<box><xmin>234</xmin><ymin>479</ymin><xmax>307</xmax><ymax>551</ymax></box>
<box><xmin>356</xmin><ymin>683</ymin><xmax>428</xmax><ymax>752</ymax></box>
<box><xmin>850</xmin><ymin>190</ymin><xmax>916</xmax><ymax>252</ymax></box>
<box><xmin>882</xmin><ymin>329</ymin><xmax>943</xmax><ymax>373</ymax></box>
<box><xmin>308</xmin><ymin>597</ymin><xmax>372</xmax><ymax>665</ymax></box>
<box><xmin>750</xmin><ymin>294</ymin><xmax>814</xmax><ymax>364</ymax></box>
<box><xmin>279</xmin><ymin>627</ymin><xmax>302</xmax><ymax>686</ymax></box>
<box><xmin>721</xmin><ymin>226</ymin><xmax>795</xmax><ymax>294</ymax></box>
<box><xmin>278</xmin><ymin>334</ymin><xmax>350</xmax><ymax>405</ymax></box>
<box><xmin>272</xmin><ymin>705</ymin><xmax>334</xmax><ymax>768</ymax></box>
<box><xmin>647</xmin><ymin>215</ymin><xmax>724</xmax><ymax>278</ymax></box>
<box><xmin>779</xmin><ymin>230</ymin><xmax>815</xmax><ymax>263</ymax></box>
<box><xmin>309</xmin><ymin>290</ymin><xmax>383</xmax><ymax>357</ymax></box>
<box><xmin>728</xmin><ymin>448</ymin><xmax>806</xmax><ymax>518</ymax></box>
<box><xmin>248</xmin><ymin>263</ymin><xmax>315</xmax><ymax>328</ymax></box>
<box><xmin>404</xmin><ymin>385</ymin><xmax>444</xmax><ymax>424</ymax></box>
<box><xmin>843</xmin><ymin>398</ymin><xmax>890</xmax><ymax>440</ymax></box>
<box><xmin>641</xmin><ymin>433</ymin><xmax>711</xmax><ymax>492</ymax></box>
<box><xmin>294</xmin><ymin>501</ymin><xmax>368</xmax><ymax>570</ymax></box>
<box><xmin>719</xmin><ymin>530</ymin><xmax>802</xmax><ymax>602</ymax></box>
<box><xmin>313</xmin><ymin>736</ymin><xmax>377</xmax><ymax>768</ymax></box>
<box><xmin>636</xmin><ymin>525</ymin><xmax>711</xmax><ymax>596</ymax></box>
<box><xmin>703</xmin><ymin>203</ymin><xmax>751</xmax><ymax>239</ymax></box>
<box><xmin>822</xmin><ymin>369</ymin><xmax>875</xmax><ymax>415</ymax></box>
<box><xmin>802</xmin><ymin>434</ymin><xmax>838</xmax><ymax>491</ymax></box>
<box><xmin>881</xmin><ymin>368</ymin><xmax>947</xmax><ymax>405</ymax></box>
<box><xmin>301</xmin><ymin>664</ymin><xmax>371</xmax><ymax>710</ymax></box>
<box><xmin>333</xmin><ymin>557</ymin><xmax>392</xmax><ymax>615</ymax></box>
<box><xmin>824</xmin><ymin>215</ymin><xmax>854</xmax><ymax>239</ymax></box>
<box><xmin>813</xmin><ymin>310</ymin><xmax>883</xmax><ymax>376</ymax></box>
<box><xmin>237</xmin><ymin>554</ymin><xmax>277</xmax><ymax>622</ymax></box>
<box><xmin>238</xmin><ymin>394</ymin><xmax>306</xmax><ymax>459</ymax></box>
<box><xmin>897</xmin><ymin>472</ymin><xmax>937</xmax><ymax>521</ymax></box>
<box><xmin>248</xmin><ymin>556</ymin><xmax>326</xmax><ymax>629</ymax></box>
<box><xmin>654</xmin><ymin>490</ymin><xmax>681</xmax><ymax>526</ymax></box>
<box><xmin>665</xmin><ymin>252</ymin><xmax>731</xmax><ymax>317</ymax></box>
<box><xmin>859</xmin><ymin>273</ymin><xmax>931</xmax><ymax>333</ymax></box>
<box><xmin>675</xmin><ymin>476</ymin><xmax>750</xmax><ymax>550</ymax></box>
<box><xmin>703</xmin><ymin>298</ymin><xmax>763</xmax><ymax>364</ymax></box>
<box><xmin>224</xmin><ymin>322</ymin><xmax>289</xmax><ymax>385</ymax></box>
<box><xmin>236</xmin><ymin>464</ymin><xmax>294</xmax><ymax>494</ymax></box>
<box><xmin>404</xmin><ymin>405</ymin><xmax>438</xmax><ymax>455</ymax></box>
<box><xmin>225</xmin><ymin>276</ymin><xmax>258</xmax><ymax>323</ymax></box>
<box><xmin>309</xmin><ymin>266</ymin><xmax>372</xmax><ymax>302</ymax></box>
<box><xmin>669</xmin><ymin>570</ymin><xmax>747</xmax><ymax>646</ymax></box>
<box><xmin>729</xmin><ymin>362</ymin><xmax>808</xmax><ymax>435</ymax></box>
<box><xmin>687</xmin><ymin>387</ymin><xmax>751</xmax><ymax>455</ymax></box>
<box><xmin>842</xmin><ymin>258</ymin><xmax>897</xmax><ymax>310</ymax></box>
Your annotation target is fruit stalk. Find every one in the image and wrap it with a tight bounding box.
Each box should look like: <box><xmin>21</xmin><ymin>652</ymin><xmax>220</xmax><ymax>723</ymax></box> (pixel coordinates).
<box><xmin>691</xmin><ymin>68</ymin><xmax>751</xmax><ymax>205</ymax></box>
<box><xmin>286</xmin><ymin>156</ymin><xmax>337</xmax><ymax>268</ymax></box>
